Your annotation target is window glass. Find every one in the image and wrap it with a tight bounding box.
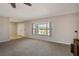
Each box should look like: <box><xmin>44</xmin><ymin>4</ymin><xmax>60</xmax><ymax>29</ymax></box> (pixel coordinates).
<box><xmin>32</xmin><ymin>23</ymin><xmax>50</xmax><ymax>36</ymax></box>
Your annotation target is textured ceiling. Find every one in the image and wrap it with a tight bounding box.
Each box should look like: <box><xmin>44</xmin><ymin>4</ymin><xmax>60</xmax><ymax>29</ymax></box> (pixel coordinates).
<box><xmin>0</xmin><ymin>3</ymin><xmax>79</xmax><ymax>22</ymax></box>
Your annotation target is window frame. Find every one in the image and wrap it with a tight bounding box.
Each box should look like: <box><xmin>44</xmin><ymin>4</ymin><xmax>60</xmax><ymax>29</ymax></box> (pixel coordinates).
<box><xmin>32</xmin><ymin>23</ymin><xmax>51</xmax><ymax>36</ymax></box>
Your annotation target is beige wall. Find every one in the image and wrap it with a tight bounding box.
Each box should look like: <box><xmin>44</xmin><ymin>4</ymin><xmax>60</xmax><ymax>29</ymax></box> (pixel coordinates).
<box><xmin>10</xmin><ymin>22</ymin><xmax>25</xmax><ymax>37</ymax></box>
<box><xmin>17</xmin><ymin>23</ymin><xmax>25</xmax><ymax>36</ymax></box>
<box><xmin>24</xmin><ymin>13</ymin><xmax>79</xmax><ymax>45</ymax></box>
<box><xmin>10</xmin><ymin>22</ymin><xmax>17</xmax><ymax>37</ymax></box>
<box><xmin>0</xmin><ymin>17</ymin><xmax>10</xmax><ymax>42</ymax></box>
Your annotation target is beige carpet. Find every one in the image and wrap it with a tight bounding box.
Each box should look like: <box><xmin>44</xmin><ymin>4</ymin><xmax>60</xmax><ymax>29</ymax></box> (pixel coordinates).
<box><xmin>0</xmin><ymin>38</ymin><xmax>72</xmax><ymax>56</ymax></box>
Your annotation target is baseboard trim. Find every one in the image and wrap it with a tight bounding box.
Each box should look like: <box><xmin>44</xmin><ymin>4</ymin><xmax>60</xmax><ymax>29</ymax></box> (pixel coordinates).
<box><xmin>0</xmin><ymin>37</ymin><xmax>71</xmax><ymax>46</ymax></box>
<box><xmin>31</xmin><ymin>37</ymin><xmax>70</xmax><ymax>45</ymax></box>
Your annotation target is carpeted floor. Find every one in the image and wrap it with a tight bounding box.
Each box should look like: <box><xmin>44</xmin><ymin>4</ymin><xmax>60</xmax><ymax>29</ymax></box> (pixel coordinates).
<box><xmin>0</xmin><ymin>38</ymin><xmax>72</xmax><ymax>56</ymax></box>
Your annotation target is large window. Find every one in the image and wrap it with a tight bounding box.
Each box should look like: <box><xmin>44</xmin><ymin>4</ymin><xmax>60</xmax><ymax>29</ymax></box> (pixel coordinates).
<box><xmin>32</xmin><ymin>23</ymin><xmax>50</xmax><ymax>36</ymax></box>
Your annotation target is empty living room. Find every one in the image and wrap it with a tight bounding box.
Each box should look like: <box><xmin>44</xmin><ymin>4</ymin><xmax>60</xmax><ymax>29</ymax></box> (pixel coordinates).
<box><xmin>0</xmin><ymin>2</ymin><xmax>79</xmax><ymax>56</ymax></box>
